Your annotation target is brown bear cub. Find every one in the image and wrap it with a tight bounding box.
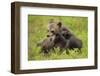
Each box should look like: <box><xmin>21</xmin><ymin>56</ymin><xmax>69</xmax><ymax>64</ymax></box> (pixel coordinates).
<box><xmin>57</xmin><ymin>21</ymin><xmax>82</xmax><ymax>50</ymax></box>
<box><xmin>47</xmin><ymin>19</ymin><xmax>82</xmax><ymax>54</ymax></box>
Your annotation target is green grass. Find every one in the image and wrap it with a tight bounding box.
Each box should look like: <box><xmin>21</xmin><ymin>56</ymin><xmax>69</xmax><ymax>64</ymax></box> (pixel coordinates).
<box><xmin>28</xmin><ymin>15</ymin><xmax>88</xmax><ymax>60</ymax></box>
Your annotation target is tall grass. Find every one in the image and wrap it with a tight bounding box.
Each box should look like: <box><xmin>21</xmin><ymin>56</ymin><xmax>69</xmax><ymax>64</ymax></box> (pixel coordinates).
<box><xmin>28</xmin><ymin>15</ymin><xmax>88</xmax><ymax>60</ymax></box>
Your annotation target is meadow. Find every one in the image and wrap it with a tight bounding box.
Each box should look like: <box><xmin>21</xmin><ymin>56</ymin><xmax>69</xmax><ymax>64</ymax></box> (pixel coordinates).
<box><xmin>28</xmin><ymin>15</ymin><xmax>88</xmax><ymax>60</ymax></box>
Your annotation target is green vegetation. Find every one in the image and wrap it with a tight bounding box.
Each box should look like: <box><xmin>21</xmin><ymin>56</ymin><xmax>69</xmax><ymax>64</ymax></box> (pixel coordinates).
<box><xmin>28</xmin><ymin>15</ymin><xmax>88</xmax><ymax>60</ymax></box>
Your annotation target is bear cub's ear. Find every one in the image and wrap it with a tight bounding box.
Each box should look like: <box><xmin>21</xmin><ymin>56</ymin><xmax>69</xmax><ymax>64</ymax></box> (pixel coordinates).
<box><xmin>57</xmin><ymin>22</ymin><xmax>62</xmax><ymax>28</ymax></box>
